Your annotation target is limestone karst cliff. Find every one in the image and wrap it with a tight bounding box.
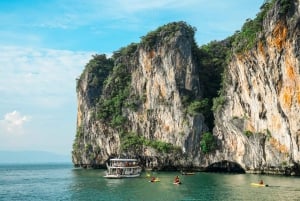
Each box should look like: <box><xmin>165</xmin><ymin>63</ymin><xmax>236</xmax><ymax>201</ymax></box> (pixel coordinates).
<box><xmin>73</xmin><ymin>22</ymin><xmax>209</xmax><ymax>169</ymax></box>
<box><xmin>72</xmin><ymin>0</ymin><xmax>300</xmax><ymax>175</ymax></box>
<box><xmin>211</xmin><ymin>0</ymin><xmax>300</xmax><ymax>175</ymax></box>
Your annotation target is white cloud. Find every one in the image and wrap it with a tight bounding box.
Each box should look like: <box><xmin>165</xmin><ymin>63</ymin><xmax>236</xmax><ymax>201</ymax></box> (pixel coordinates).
<box><xmin>0</xmin><ymin>46</ymin><xmax>95</xmax><ymax>153</ymax></box>
<box><xmin>0</xmin><ymin>111</ymin><xmax>31</xmax><ymax>135</ymax></box>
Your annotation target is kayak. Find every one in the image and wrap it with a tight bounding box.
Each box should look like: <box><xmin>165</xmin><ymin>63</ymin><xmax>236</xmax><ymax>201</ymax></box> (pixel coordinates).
<box><xmin>149</xmin><ymin>179</ymin><xmax>160</xmax><ymax>182</ymax></box>
<box><xmin>173</xmin><ymin>182</ymin><xmax>182</xmax><ymax>185</ymax></box>
<box><xmin>181</xmin><ymin>172</ymin><xmax>195</xmax><ymax>175</ymax></box>
<box><xmin>251</xmin><ymin>183</ymin><xmax>268</xmax><ymax>187</ymax></box>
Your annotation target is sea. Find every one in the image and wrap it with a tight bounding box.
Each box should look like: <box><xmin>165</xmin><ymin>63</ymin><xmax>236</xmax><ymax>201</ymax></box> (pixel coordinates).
<box><xmin>1</xmin><ymin>163</ymin><xmax>300</xmax><ymax>201</ymax></box>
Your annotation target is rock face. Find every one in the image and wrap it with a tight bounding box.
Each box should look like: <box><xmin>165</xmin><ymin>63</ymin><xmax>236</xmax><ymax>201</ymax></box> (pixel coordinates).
<box><xmin>73</xmin><ymin>1</ymin><xmax>300</xmax><ymax>175</ymax></box>
<box><xmin>72</xmin><ymin>22</ymin><xmax>208</xmax><ymax>169</ymax></box>
<box><xmin>211</xmin><ymin>0</ymin><xmax>300</xmax><ymax>175</ymax></box>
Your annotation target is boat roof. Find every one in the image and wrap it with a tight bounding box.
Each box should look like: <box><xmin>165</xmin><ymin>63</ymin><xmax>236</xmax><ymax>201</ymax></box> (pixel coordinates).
<box><xmin>110</xmin><ymin>158</ymin><xmax>138</xmax><ymax>162</ymax></box>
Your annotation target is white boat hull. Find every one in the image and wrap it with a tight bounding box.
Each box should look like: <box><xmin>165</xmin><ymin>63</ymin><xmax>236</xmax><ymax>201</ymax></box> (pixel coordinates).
<box><xmin>104</xmin><ymin>173</ymin><xmax>141</xmax><ymax>179</ymax></box>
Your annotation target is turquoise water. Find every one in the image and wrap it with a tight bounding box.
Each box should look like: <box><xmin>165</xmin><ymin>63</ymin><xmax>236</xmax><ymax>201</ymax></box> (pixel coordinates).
<box><xmin>1</xmin><ymin>164</ymin><xmax>300</xmax><ymax>201</ymax></box>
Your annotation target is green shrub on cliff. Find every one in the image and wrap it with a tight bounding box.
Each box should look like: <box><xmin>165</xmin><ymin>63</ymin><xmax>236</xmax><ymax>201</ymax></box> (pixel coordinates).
<box><xmin>96</xmin><ymin>63</ymin><xmax>131</xmax><ymax>127</ymax></box>
<box><xmin>72</xmin><ymin>125</ymin><xmax>84</xmax><ymax>155</ymax></box>
<box><xmin>121</xmin><ymin>133</ymin><xmax>180</xmax><ymax>154</ymax></box>
<box><xmin>278</xmin><ymin>0</ymin><xmax>293</xmax><ymax>15</ymax></box>
<box><xmin>140</xmin><ymin>21</ymin><xmax>196</xmax><ymax>49</ymax></box>
<box><xmin>148</xmin><ymin>140</ymin><xmax>175</xmax><ymax>153</ymax></box>
<box><xmin>187</xmin><ymin>99</ymin><xmax>209</xmax><ymax>116</ymax></box>
<box><xmin>85</xmin><ymin>144</ymin><xmax>93</xmax><ymax>153</ymax></box>
<box><xmin>212</xmin><ymin>94</ymin><xmax>225</xmax><ymax>112</ymax></box>
<box><xmin>121</xmin><ymin>134</ymin><xmax>144</xmax><ymax>151</ymax></box>
<box><xmin>75</xmin><ymin>125</ymin><xmax>83</xmax><ymax>138</ymax></box>
<box><xmin>244</xmin><ymin>130</ymin><xmax>253</xmax><ymax>138</ymax></box>
<box><xmin>232</xmin><ymin>0</ymin><xmax>292</xmax><ymax>53</ymax></box>
<box><xmin>124</xmin><ymin>95</ymin><xmax>142</xmax><ymax>111</ymax></box>
<box><xmin>200</xmin><ymin>132</ymin><xmax>216</xmax><ymax>153</ymax></box>
<box><xmin>232</xmin><ymin>0</ymin><xmax>275</xmax><ymax>53</ymax></box>
<box><xmin>77</xmin><ymin>54</ymin><xmax>114</xmax><ymax>105</ymax></box>
<box><xmin>112</xmin><ymin>43</ymin><xmax>138</xmax><ymax>59</ymax></box>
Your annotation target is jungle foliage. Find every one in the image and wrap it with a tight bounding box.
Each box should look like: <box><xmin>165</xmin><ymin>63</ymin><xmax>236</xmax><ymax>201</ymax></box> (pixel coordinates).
<box><xmin>140</xmin><ymin>21</ymin><xmax>196</xmax><ymax>49</ymax></box>
<box><xmin>121</xmin><ymin>133</ymin><xmax>181</xmax><ymax>154</ymax></box>
<box><xmin>195</xmin><ymin>39</ymin><xmax>232</xmax><ymax>130</ymax></box>
<box><xmin>96</xmin><ymin>63</ymin><xmax>131</xmax><ymax>127</ymax></box>
<box><xmin>200</xmin><ymin>132</ymin><xmax>216</xmax><ymax>154</ymax></box>
<box><xmin>77</xmin><ymin>54</ymin><xmax>114</xmax><ymax>105</ymax></box>
<box><xmin>232</xmin><ymin>0</ymin><xmax>293</xmax><ymax>53</ymax></box>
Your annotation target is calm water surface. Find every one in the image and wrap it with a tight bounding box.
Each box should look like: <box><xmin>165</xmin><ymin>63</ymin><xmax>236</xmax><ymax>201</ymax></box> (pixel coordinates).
<box><xmin>1</xmin><ymin>163</ymin><xmax>300</xmax><ymax>201</ymax></box>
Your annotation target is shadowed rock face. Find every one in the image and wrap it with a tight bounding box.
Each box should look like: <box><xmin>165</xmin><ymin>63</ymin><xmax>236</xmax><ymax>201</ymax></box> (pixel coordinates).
<box><xmin>73</xmin><ymin>1</ymin><xmax>300</xmax><ymax>175</ymax></box>
<box><xmin>205</xmin><ymin>160</ymin><xmax>245</xmax><ymax>173</ymax></box>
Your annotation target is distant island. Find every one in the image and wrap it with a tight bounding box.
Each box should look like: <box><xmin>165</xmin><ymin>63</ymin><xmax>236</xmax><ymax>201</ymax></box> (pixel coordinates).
<box><xmin>0</xmin><ymin>150</ymin><xmax>71</xmax><ymax>164</ymax></box>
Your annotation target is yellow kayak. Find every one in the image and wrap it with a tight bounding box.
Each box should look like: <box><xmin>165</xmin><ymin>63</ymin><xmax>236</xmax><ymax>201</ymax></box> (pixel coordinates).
<box><xmin>149</xmin><ymin>179</ymin><xmax>160</xmax><ymax>182</ymax></box>
<box><xmin>251</xmin><ymin>183</ymin><xmax>268</xmax><ymax>187</ymax></box>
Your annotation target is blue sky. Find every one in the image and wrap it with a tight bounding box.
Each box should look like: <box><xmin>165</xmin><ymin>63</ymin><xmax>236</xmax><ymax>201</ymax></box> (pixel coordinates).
<box><xmin>0</xmin><ymin>0</ymin><xmax>264</xmax><ymax>157</ymax></box>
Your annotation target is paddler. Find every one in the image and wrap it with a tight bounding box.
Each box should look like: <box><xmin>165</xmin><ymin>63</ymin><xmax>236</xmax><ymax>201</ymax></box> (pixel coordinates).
<box><xmin>174</xmin><ymin>175</ymin><xmax>180</xmax><ymax>183</ymax></box>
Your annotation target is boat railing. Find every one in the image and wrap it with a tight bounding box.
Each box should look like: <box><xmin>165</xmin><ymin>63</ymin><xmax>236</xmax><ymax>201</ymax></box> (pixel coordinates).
<box><xmin>110</xmin><ymin>162</ymin><xmax>139</xmax><ymax>167</ymax></box>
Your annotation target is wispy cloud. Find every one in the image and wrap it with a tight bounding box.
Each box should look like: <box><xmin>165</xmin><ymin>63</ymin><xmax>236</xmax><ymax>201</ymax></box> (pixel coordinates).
<box><xmin>0</xmin><ymin>110</ymin><xmax>31</xmax><ymax>135</ymax></box>
<box><xmin>0</xmin><ymin>0</ymin><xmax>263</xmax><ymax>51</ymax></box>
<box><xmin>0</xmin><ymin>0</ymin><xmax>262</xmax><ymax>31</ymax></box>
<box><xmin>0</xmin><ymin>46</ymin><xmax>94</xmax><ymax>109</ymax></box>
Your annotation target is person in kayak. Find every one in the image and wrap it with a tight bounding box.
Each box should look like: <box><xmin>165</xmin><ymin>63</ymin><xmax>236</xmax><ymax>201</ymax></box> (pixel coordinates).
<box><xmin>259</xmin><ymin>180</ymin><xmax>264</xmax><ymax>185</ymax></box>
<box><xmin>151</xmin><ymin>176</ymin><xmax>156</xmax><ymax>182</ymax></box>
<box><xmin>174</xmin><ymin>176</ymin><xmax>180</xmax><ymax>183</ymax></box>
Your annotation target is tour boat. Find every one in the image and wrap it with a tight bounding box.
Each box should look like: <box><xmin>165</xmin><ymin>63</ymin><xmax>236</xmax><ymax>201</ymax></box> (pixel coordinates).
<box><xmin>104</xmin><ymin>158</ymin><xmax>142</xmax><ymax>178</ymax></box>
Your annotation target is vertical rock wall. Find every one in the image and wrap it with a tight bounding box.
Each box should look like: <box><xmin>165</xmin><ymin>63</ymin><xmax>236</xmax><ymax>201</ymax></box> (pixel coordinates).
<box><xmin>212</xmin><ymin>0</ymin><xmax>300</xmax><ymax>174</ymax></box>
<box><xmin>73</xmin><ymin>23</ymin><xmax>208</xmax><ymax>169</ymax></box>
